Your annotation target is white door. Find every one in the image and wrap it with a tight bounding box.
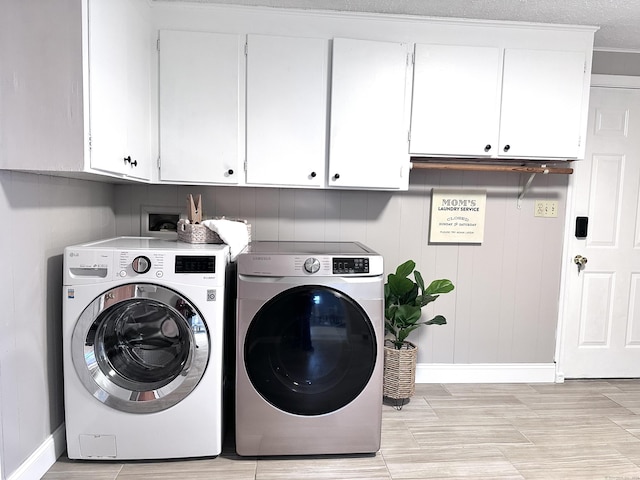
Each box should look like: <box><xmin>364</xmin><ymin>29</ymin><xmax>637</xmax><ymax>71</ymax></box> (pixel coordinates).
<box><xmin>499</xmin><ymin>49</ymin><xmax>586</xmax><ymax>159</ymax></box>
<box><xmin>159</xmin><ymin>30</ymin><xmax>244</xmax><ymax>184</ymax></box>
<box><xmin>88</xmin><ymin>0</ymin><xmax>128</xmax><ymax>175</ymax></box>
<box><xmin>245</xmin><ymin>34</ymin><xmax>328</xmax><ymax>187</ymax></box>
<box><xmin>88</xmin><ymin>0</ymin><xmax>151</xmax><ymax>179</ymax></box>
<box><xmin>121</xmin><ymin>0</ymin><xmax>152</xmax><ymax>181</ymax></box>
<box><xmin>328</xmin><ymin>38</ymin><xmax>412</xmax><ymax>190</ymax></box>
<box><xmin>558</xmin><ymin>78</ymin><xmax>640</xmax><ymax>378</ymax></box>
<box><xmin>409</xmin><ymin>44</ymin><xmax>502</xmax><ymax>157</ymax></box>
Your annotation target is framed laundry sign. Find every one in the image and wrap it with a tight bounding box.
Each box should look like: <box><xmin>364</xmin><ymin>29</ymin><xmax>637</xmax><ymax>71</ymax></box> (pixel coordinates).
<box><xmin>430</xmin><ymin>189</ymin><xmax>487</xmax><ymax>243</ymax></box>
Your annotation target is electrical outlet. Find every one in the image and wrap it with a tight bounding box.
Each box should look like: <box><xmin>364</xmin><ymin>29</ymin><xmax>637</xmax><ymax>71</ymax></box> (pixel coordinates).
<box><xmin>534</xmin><ymin>200</ymin><xmax>558</xmax><ymax>218</ymax></box>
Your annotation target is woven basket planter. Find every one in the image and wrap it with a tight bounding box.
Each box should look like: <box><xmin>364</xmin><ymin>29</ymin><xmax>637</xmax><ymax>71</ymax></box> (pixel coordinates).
<box><xmin>383</xmin><ymin>340</ymin><xmax>417</xmax><ymax>400</ymax></box>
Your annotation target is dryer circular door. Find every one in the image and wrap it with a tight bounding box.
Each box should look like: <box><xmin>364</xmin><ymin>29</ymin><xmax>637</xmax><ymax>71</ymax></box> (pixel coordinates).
<box><xmin>71</xmin><ymin>283</ymin><xmax>209</xmax><ymax>413</ymax></box>
<box><xmin>244</xmin><ymin>285</ymin><xmax>377</xmax><ymax>416</ymax></box>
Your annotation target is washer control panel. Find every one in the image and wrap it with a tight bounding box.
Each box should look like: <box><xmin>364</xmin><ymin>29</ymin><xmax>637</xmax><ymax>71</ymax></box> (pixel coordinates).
<box><xmin>63</xmin><ymin>238</ymin><xmax>229</xmax><ymax>287</ymax></box>
<box><xmin>333</xmin><ymin>257</ymin><xmax>369</xmax><ymax>274</ymax></box>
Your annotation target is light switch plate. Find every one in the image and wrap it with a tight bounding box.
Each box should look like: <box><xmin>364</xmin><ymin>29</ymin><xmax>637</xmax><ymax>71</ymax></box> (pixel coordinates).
<box><xmin>534</xmin><ymin>200</ymin><xmax>558</xmax><ymax>218</ymax></box>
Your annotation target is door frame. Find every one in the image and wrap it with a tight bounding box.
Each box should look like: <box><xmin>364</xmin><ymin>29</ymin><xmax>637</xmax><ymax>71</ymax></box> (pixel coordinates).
<box><xmin>555</xmin><ymin>74</ymin><xmax>640</xmax><ymax>382</ymax></box>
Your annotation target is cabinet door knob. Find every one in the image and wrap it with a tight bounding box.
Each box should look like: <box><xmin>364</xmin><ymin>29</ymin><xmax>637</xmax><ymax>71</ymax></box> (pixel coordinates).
<box><xmin>310</xmin><ymin>171</ymin><xmax>317</xmax><ymax>178</ymax></box>
<box><xmin>333</xmin><ymin>173</ymin><xmax>340</xmax><ymax>180</ymax></box>
<box><xmin>503</xmin><ymin>144</ymin><xmax>511</xmax><ymax>152</ymax></box>
<box><xmin>123</xmin><ymin>156</ymin><xmax>137</xmax><ymax>167</ymax></box>
<box><xmin>484</xmin><ymin>144</ymin><xmax>492</xmax><ymax>152</ymax></box>
<box><xmin>227</xmin><ymin>169</ymin><xmax>234</xmax><ymax>175</ymax></box>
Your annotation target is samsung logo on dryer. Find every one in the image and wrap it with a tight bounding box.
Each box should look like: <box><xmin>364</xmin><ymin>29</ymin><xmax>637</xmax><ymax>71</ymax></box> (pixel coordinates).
<box><xmin>252</xmin><ymin>256</ymin><xmax>272</xmax><ymax>261</ymax></box>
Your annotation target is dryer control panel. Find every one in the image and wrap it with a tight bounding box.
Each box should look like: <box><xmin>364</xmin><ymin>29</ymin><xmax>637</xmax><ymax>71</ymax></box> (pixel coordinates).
<box><xmin>239</xmin><ymin>253</ymin><xmax>382</xmax><ymax>277</ymax></box>
<box><xmin>237</xmin><ymin>240</ymin><xmax>383</xmax><ymax>277</ymax></box>
<box><xmin>332</xmin><ymin>257</ymin><xmax>369</xmax><ymax>274</ymax></box>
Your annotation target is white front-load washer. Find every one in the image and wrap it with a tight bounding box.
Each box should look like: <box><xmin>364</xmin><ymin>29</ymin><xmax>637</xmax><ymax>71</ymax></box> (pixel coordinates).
<box><xmin>235</xmin><ymin>241</ymin><xmax>384</xmax><ymax>456</ymax></box>
<box><xmin>63</xmin><ymin>237</ymin><xmax>229</xmax><ymax>460</ymax></box>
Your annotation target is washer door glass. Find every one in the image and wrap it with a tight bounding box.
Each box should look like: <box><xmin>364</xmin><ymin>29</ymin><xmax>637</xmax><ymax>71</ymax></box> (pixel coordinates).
<box><xmin>244</xmin><ymin>285</ymin><xmax>376</xmax><ymax>416</ymax></box>
<box><xmin>72</xmin><ymin>284</ymin><xmax>209</xmax><ymax>413</ymax></box>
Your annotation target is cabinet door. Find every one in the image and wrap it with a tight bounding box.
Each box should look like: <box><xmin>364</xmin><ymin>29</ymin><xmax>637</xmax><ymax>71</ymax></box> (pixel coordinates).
<box><xmin>88</xmin><ymin>0</ymin><xmax>151</xmax><ymax>179</ymax></box>
<box><xmin>410</xmin><ymin>44</ymin><xmax>502</xmax><ymax>157</ymax></box>
<box><xmin>329</xmin><ymin>38</ymin><xmax>412</xmax><ymax>190</ymax></box>
<box><xmin>246</xmin><ymin>34</ymin><xmax>328</xmax><ymax>187</ymax></box>
<box><xmin>159</xmin><ymin>30</ymin><xmax>244</xmax><ymax>184</ymax></box>
<box><xmin>498</xmin><ymin>49</ymin><xmax>586</xmax><ymax>159</ymax></box>
<box><xmin>123</xmin><ymin>0</ymin><xmax>152</xmax><ymax>180</ymax></box>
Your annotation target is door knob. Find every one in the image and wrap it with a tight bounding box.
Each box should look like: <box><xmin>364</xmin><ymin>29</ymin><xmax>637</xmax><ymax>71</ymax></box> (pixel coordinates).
<box><xmin>574</xmin><ymin>255</ymin><xmax>588</xmax><ymax>274</ymax></box>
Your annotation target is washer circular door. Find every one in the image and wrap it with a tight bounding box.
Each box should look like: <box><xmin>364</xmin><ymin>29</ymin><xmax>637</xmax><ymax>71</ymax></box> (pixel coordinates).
<box><xmin>244</xmin><ymin>285</ymin><xmax>377</xmax><ymax>416</ymax></box>
<box><xmin>72</xmin><ymin>283</ymin><xmax>209</xmax><ymax>413</ymax></box>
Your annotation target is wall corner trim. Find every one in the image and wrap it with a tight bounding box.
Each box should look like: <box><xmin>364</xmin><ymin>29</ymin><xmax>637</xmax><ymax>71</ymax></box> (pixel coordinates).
<box><xmin>415</xmin><ymin>363</ymin><xmax>557</xmax><ymax>384</ymax></box>
<box><xmin>7</xmin><ymin>423</ymin><xmax>65</xmax><ymax>480</ymax></box>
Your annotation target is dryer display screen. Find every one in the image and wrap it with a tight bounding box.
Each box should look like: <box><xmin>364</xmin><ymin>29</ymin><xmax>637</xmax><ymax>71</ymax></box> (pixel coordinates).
<box><xmin>333</xmin><ymin>257</ymin><xmax>369</xmax><ymax>274</ymax></box>
<box><xmin>175</xmin><ymin>256</ymin><xmax>215</xmax><ymax>274</ymax></box>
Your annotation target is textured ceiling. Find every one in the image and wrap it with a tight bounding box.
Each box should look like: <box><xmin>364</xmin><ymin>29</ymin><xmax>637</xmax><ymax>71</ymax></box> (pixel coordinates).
<box><xmin>162</xmin><ymin>0</ymin><xmax>640</xmax><ymax>51</ymax></box>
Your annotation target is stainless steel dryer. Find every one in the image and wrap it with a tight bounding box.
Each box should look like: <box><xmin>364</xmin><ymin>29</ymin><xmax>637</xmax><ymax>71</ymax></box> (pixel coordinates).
<box><xmin>235</xmin><ymin>241</ymin><xmax>384</xmax><ymax>456</ymax></box>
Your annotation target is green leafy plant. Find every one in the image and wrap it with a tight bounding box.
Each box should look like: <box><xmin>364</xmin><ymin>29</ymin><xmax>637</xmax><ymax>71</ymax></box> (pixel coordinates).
<box><xmin>384</xmin><ymin>260</ymin><xmax>455</xmax><ymax>350</ymax></box>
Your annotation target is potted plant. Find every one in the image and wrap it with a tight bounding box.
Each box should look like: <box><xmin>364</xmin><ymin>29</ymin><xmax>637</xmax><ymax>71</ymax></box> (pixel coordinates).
<box><xmin>383</xmin><ymin>260</ymin><xmax>454</xmax><ymax>407</ymax></box>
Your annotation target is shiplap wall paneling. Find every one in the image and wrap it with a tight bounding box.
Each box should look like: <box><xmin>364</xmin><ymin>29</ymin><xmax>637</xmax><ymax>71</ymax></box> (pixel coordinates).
<box><xmin>115</xmin><ymin>171</ymin><xmax>567</xmax><ymax>365</ymax></box>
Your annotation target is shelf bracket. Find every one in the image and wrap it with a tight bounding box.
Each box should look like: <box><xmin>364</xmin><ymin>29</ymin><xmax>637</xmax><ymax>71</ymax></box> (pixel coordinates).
<box><xmin>517</xmin><ymin>165</ymin><xmax>550</xmax><ymax>209</ymax></box>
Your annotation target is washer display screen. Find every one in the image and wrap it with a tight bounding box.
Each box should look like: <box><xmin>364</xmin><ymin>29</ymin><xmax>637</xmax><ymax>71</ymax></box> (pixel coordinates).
<box><xmin>244</xmin><ymin>285</ymin><xmax>376</xmax><ymax>416</ymax></box>
<box><xmin>175</xmin><ymin>255</ymin><xmax>216</xmax><ymax>274</ymax></box>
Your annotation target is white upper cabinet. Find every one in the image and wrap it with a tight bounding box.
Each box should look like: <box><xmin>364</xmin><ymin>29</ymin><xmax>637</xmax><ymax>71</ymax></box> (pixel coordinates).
<box><xmin>498</xmin><ymin>49</ymin><xmax>587</xmax><ymax>159</ymax></box>
<box><xmin>89</xmin><ymin>0</ymin><xmax>152</xmax><ymax>180</ymax></box>
<box><xmin>245</xmin><ymin>34</ymin><xmax>328</xmax><ymax>187</ymax></box>
<box><xmin>4</xmin><ymin>2</ymin><xmax>595</xmax><ymax>184</ymax></box>
<box><xmin>329</xmin><ymin>38</ymin><xmax>412</xmax><ymax>190</ymax></box>
<box><xmin>410</xmin><ymin>43</ymin><xmax>588</xmax><ymax>160</ymax></box>
<box><xmin>409</xmin><ymin>44</ymin><xmax>502</xmax><ymax>157</ymax></box>
<box><xmin>158</xmin><ymin>30</ymin><xmax>244</xmax><ymax>184</ymax></box>
<box><xmin>0</xmin><ymin>0</ymin><xmax>152</xmax><ymax>181</ymax></box>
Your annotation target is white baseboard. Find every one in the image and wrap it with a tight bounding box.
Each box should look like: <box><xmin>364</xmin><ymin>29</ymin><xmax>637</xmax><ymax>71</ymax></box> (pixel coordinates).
<box><xmin>415</xmin><ymin>363</ymin><xmax>558</xmax><ymax>383</ymax></box>
<box><xmin>7</xmin><ymin>423</ymin><xmax>65</xmax><ymax>480</ymax></box>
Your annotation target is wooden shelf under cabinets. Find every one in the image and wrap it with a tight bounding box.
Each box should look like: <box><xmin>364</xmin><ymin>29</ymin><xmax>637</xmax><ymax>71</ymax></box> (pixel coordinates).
<box><xmin>410</xmin><ymin>159</ymin><xmax>573</xmax><ymax>175</ymax></box>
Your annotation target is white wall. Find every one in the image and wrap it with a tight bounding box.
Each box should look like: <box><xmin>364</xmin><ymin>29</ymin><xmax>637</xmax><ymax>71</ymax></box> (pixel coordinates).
<box><xmin>0</xmin><ymin>171</ymin><xmax>115</xmax><ymax>480</ymax></box>
<box><xmin>115</xmin><ymin>168</ymin><xmax>568</xmax><ymax>364</ymax></box>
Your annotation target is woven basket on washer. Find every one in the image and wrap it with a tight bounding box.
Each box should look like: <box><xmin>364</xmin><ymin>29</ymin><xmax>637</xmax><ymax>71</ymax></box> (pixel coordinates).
<box><xmin>177</xmin><ymin>218</ymin><xmax>251</xmax><ymax>244</ymax></box>
<box><xmin>383</xmin><ymin>340</ymin><xmax>417</xmax><ymax>400</ymax></box>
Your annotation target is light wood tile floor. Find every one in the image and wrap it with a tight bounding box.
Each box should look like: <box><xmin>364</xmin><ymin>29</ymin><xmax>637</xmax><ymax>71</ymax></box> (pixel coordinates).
<box><xmin>43</xmin><ymin>380</ymin><xmax>640</xmax><ymax>479</ymax></box>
